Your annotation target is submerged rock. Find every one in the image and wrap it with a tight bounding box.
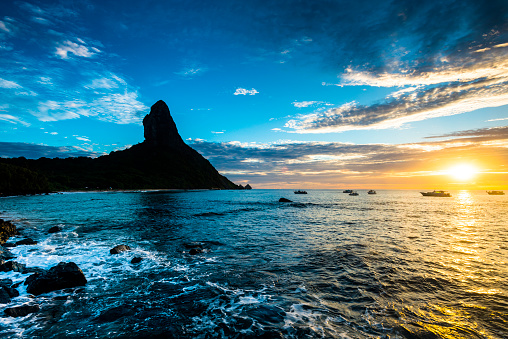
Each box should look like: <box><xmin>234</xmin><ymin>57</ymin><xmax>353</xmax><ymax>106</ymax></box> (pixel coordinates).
<box><xmin>15</xmin><ymin>238</ymin><xmax>37</xmax><ymax>246</ymax></box>
<box><xmin>26</xmin><ymin>262</ymin><xmax>87</xmax><ymax>296</ymax></box>
<box><xmin>131</xmin><ymin>257</ymin><xmax>143</xmax><ymax>264</ymax></box>
<box><xmin>110</xmin><ymin>245</ymin><xmax>131</xmax><ymax>254</ymax></box>
<box><xmin>4</xmin><ymin>304</ymin><xmax>40</xmax><ymax>317</ymax></box>
<box><xmin>279</xmin><ymin>198</ymin><xmax>292</xmax><ymax>203</ymax></box>
<box><xmin>48</xmin><ymin>226</ymin><xmax>62</xmax><ymax>234</ymax></box>
<box><xmin>189</xmin><ymin>248</ymin><xmax>204</xmax><ymax>255</ymax></box>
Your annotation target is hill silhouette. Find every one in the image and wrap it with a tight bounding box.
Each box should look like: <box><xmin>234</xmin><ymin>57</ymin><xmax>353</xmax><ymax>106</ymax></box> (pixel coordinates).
<box><xmin>0</xmin><ymin>100</ymin><xmax>241</xmax><ymax>194</ymax></box>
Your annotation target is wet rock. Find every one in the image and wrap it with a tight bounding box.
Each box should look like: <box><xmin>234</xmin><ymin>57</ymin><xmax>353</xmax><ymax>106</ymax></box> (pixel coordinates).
<box><xmin>4</xmin><ymin>286</ymin><xmax>19</xmax><ymax>298</ymax></box>
<box><xmin>189</xmin><ymin>248</ymin><xmax>204</xmax><ymax>255</ymax></box>
<box><xmin>15</xmin><ymin>238</ymin><xmax>37</xmax><ymax>246</ymax></box>
<box><xmin>48</xmin><ymin>226</ymin><xmax>62</xmax><ymax>234</ymax></box>
<box><xmin>26</xmin><ymin>262</ymin><xmax>87</xmax><ymax>296</ymax></box>
<box><xmin>3</xmin><ymin>243</ymin><xmax>16</xmax><ymax>248</ymax></box>
<box><xmin>0</xmin><ymin>261</ymin><xmax>26</xmax><ymax>273</ymax></box>
<box><xmin>0</xmin><ymin>287</ymin><xmax>12</xmax><ymax>303</ymax></box>
<box><xmin>0</xmin><ymin>245</ymin><xmax>15</xmax><ymax>260</ymax></box>
<box><xmin>0</xmin><ymin>279</ymin><xmax>13</xmax><ymax>288</ymax></box>
<box><xmin>4</xmin><ymin>304</ymin><xmax>40</xmax><ymax>317</ymax></box>
<box><xmin>23</xmin><ymin>267</ymin><xmax>45</xmax><ymax>275</ymax></box>
<box><xmin>24</xmin><ymin>272</ymin><xmax>42</xmax><ymax>286</ymax></box>
<box><xmin>0</xmin><ymin>246</ymin><xmax>15</xmax><ymax>260</ymax></box>
<box><xmin>0</xmin><ymin>219</ymin><xmax>17</xmax><ymax>245</ymax></box>
<box><xmin>110</xmin><ymin>245</ymin><xmax>131</xmax><ymax>254</ymax></box>
<box><xmin>184</xmin><ymin>242</ymin><xmax>204</xmax><ymax>249</ymax></box>
<box><xmin>131</xmin><ymin>257</ymin><xmax>143</xmax><ymax>264</ymax></box>
<box><xmin>279</xmin><ymin>198</ymin><xmax>292</xmax><ymax>202</ymax></box>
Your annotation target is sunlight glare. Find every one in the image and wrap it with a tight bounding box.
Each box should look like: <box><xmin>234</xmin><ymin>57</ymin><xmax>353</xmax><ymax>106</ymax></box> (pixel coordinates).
<box><xmin>447</xmin><ymin>164</ymin><xmax>477</xmax><ymax>181</ymax></box>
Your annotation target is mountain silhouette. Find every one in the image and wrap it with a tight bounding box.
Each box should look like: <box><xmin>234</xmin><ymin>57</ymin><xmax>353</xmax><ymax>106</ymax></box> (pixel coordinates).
<box><xmin>0</xmin><ymin>100</ymin><xmax>241</xmax><ymax>193</ymax></box>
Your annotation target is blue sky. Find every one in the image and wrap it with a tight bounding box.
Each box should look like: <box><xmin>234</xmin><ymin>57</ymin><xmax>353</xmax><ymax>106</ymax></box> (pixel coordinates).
<box><xmin>1</xmin><ymin>0</ymin><xmax>507</xmax><ymax>188</ymax></box>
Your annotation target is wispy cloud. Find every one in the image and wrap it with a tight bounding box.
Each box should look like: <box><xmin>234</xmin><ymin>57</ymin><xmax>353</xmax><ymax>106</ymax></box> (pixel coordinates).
<box><xmin>287</xmin><ymin>47</ymin><xmax>508</xmax><ymax>133</ymax></box>
<box><xmin>0</xmin><ymin>114</ymin><xmax>30</xmax><ymax>126</ymax></box>
<box><xmin>292</xmin><ymin>101</ymin><xmax>323</xmax><ymax>108</ymax></box>
<box><xmin>0</xmin><ymin>3</ymin><xmax>147</xmax><ymax>127</ymax></box>
<box><xmin>234</xmin><ymin>88</ymin><xmax>259</xmax><ymax>95</ymax></box>
<box><xmin>0</xmin><ymin>78</ymin><xmax>22</xmax><ymax>89</ymax></box>
<box><xmin>176</xmin><ymin>66</ymin><xmax>207</xmax><ymax>78</ymax></box>
<box><xmin>55</xmin><ymin>40</ymin><xmax>99</xmax><ymax>59</ymax></box>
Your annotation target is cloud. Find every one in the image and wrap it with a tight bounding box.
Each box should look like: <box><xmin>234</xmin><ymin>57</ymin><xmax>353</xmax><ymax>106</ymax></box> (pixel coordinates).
<box><xmin>188</xmin><ymin>128</ymin><xmax>508</xmax><ymax>187</ymax></box>
<box><xmin>287</xmin><ymin>65</ymin><xmax>508</xmax><ymax>133</ymax></box>
<box><xmin>0</xmin><ymin>142</ymin><xmax>97</xmax><ymax>159</ymax></box>
<box><xmin>176</xmin><ymin>67</ymin><xmax>207</xmax><ymax>78</ymax></box>
<box><xmin>55</xmin><ymin>40</ymin><xmax>98</xmax><ymax>59</ymax></box>
<box><xmin>292</xmin><ymin>101</ymin><xmax>322</xmax><ymax>108</ymax></box>
<box><xmin>234</xmin><ymin>88</ymin><xmax>259</xmax><ymax>95</ymax></box>
<box><xmin>0</xmin><ymin>78</ymin><xmax>22</xmax><ymax>89</ymax></box>
<box><xmin>425</xmin><ymin>126</ymin><xmax>508</xmax><ymax>142</ymax></box>
<box><xmin>32</xmin><ymin>90</ymin><xmax>147</xmax><ymax>124</ymax></box>
<box><xmin>0</xmin><ymin>114</ymin><xmax>30</xmax><ymax>126</ymax></box>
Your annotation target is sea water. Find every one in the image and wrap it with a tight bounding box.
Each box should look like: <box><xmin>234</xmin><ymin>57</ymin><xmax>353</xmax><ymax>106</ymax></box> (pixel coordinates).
<box><xmin>0</xmin><ymin>189</ymin><xmax>506</xmax><ymax>338</ymax></box>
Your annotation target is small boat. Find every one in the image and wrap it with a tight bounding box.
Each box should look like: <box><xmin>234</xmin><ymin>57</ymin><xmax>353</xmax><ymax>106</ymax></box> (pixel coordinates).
<box><xmin>420</xmin><ymin>190</ymin><xmax>451</xmax><ymax>197</ymax></box>
<box><xmin>294</xmin><ymin>190</ymin><xmax>307</xmax><ymax>194</ymax></box>
<box><xmin>342</xmin><ymin>189</ymin><xmax>353</xmax><ymax>193</ymax></box>
<box><xmin>349</xmin><ymin>191</ymin><xmax>359</xmax><ymax>196</ymax></box>
<box><xmin>367</xmin><ymin>190</ymin><xmax>376</xmax><ymax>194</ymax></box>
<box><xmin>487</xmin><ymin>191</ymin><xmax>505</xmax><ymax>195</ymax></box>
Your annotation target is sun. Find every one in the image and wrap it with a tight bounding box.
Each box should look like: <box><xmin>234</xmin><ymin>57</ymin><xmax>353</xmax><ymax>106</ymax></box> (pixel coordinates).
<box><xmin>447</xmin><ymin>164</ymin><xmax>477</xmax><ymax>181</ymax></box>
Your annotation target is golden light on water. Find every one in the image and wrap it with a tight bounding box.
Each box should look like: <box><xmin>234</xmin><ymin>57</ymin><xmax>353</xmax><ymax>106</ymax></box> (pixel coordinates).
<box><xmin>447</xmin><ymin>164</ymin><xmax>478</xmax><ymax>181</ymax></box>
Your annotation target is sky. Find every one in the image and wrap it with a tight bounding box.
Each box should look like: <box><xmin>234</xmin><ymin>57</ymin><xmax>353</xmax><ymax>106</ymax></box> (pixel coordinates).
<box><xmin>0</xmin><ymin>0</ymin><xmax>507</xmax><ymax>189</ymax></box>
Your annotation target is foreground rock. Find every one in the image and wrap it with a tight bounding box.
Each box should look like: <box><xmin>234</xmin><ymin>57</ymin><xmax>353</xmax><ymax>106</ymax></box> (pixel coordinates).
<box><xmin>110</xmin><ymin>245</ymin><xmax>131</xmax><ymax>254</ymax></box>
<box><xmin>26</xmin><ymin>262</ymin><xmax>87</xmax><ymax>296</ymax></box>
<box><xmin>279</xmin><ymin>198</ymin><xmax>292</xmax><ymax>203</ymax></box>
<box><xmin>4</xmin><ymin>304</ymin><xmax>40</xmax><ymax>317</ymax></box>
<box><xmin>0</xmin><ymin>245</ymin><xmax>15</xmax><ymax>261</ymax></box>
<box><xmin>0</xmin><ymin>219</ymin><xmax>17</xmax><ymax>245</ymax></box>
<box><xmin>0</xmin><ymin>261</ymin><xmax>26</xmax><ymax>272</ymax></box>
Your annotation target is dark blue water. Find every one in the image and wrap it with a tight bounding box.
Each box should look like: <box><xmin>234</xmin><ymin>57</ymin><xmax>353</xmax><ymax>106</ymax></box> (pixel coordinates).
<box><xmin>1</xmin><ymin>190</ymin><xmax>507</xmax><ymax>338</ymax></box>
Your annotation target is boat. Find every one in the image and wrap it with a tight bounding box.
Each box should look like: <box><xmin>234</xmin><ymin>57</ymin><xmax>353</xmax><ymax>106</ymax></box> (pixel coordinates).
<box><xmin>294</xmin><ymin>190</ymin><xmax>307</xmax><ymax>194</ymax></box>
<box><xmin>349</xmin><ymin>191</ymin><xmax>359</xmax><ymax>196</ymax></box>
<box><xmin>367</xmin><ymin>190</ymin><xmax>376</xmax><ymax>194</ymax></box>
<box><xmin>487</xmin><ymin>190</ymin><xmax>505</xmax><ymax>195</ymax></box>
<box><xmin>420</xmin><ymin>190</ymin><xmax>451</xmax><ymax>197</ymax></box>
<box><xmin>342</xmin><ymin>189</ymin><xmax>353</xmax><ymax>193</ymax></box>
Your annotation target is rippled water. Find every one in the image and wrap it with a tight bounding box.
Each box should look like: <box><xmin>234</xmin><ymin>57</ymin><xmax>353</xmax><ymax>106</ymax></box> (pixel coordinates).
<box><xmin>0</xmin><ymin>190</ymin><xmax>507</xmax><ymax>338</ymax></box>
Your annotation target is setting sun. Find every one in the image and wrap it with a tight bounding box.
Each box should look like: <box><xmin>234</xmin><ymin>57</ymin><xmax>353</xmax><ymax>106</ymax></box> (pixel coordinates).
<box><xmin>448</xmin><ymin>164</ymin><xmax>478</xmax><ymax>181</ymax></box>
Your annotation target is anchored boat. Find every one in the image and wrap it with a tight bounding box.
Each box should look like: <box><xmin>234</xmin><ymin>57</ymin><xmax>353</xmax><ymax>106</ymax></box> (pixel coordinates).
<box><xmin>420</xmin><ymin>190</ymin><xmax>451</xmax><ymax>197</ymax></box>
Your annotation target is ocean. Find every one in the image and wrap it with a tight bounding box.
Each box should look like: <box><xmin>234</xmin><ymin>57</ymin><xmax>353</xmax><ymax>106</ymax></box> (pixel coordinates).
<box><xmin>0</xmin><ymin>189</ymin><xmax>506</xmax><ymax>338</ymax></box>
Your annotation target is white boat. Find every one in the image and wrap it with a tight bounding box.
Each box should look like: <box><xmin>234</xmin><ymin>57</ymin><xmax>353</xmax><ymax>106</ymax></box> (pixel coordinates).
<box><xmin>420</xmin><ymin>190</ymin><xmax>451</xmax><ymax>197</ymax></box>
<box><xmin>349</xmin><ymin>191</ymin><xmax>359</xmax><ymax>196</ymax></box>
<box><xmin>367</xmin><ymin>190</ymin><xmax>376</xmax><ymax>194</ymax></box>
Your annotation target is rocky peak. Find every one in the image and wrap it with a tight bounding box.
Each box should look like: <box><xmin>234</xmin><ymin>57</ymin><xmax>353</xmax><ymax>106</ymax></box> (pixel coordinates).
<box><xmin>143</xmin><ymin>100</ymin><xmax>185</xmax><ymax>148</ymax></box>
